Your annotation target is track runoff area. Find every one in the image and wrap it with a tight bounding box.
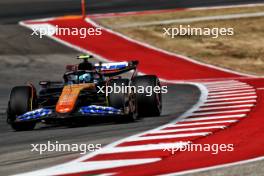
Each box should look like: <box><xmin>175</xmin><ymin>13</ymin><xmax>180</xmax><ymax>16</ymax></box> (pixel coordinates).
<box><xmin>19</xmin><ymin>2</ymin><xmax>264</xmax><ymax>176</ymax></box>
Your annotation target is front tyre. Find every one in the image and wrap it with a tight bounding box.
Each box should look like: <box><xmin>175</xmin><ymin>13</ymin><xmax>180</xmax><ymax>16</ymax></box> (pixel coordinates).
<box><xmin>108</xmin><ymin>79</ymin><xmax>137</xmax><ymax>122</ymax></box>
<box><xmin>132</xmin><ymin>75</ymin><xmax>162</xmax><ymax>117</ymax></box>
<box><xmin>7</xmin><ymin>86</ymin><xmax>37</xmax><ymax>131</ymax></box>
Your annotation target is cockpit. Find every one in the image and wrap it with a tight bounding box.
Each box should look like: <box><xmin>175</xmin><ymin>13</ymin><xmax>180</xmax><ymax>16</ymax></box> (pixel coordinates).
<box><xmin>64</xmin><ymin>71</ymin><xmax>102</xmax><ymax>84</ymax></box>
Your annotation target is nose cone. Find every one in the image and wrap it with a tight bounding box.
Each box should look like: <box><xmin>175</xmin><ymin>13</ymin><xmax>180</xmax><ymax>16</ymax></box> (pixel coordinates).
<box><xmin>56</xmin><ymin>85</ymin><xmax>81</xmax><ymax>114</ymax></box>
<box><xmin>56</xmin><ymin>84</ymin><xmax>96</xmax><ymax>114</ymax></box>
<box><xmin>56</xmin><ymin>104</ymin><xmax>72</xmax><ymax>114</ymax></box>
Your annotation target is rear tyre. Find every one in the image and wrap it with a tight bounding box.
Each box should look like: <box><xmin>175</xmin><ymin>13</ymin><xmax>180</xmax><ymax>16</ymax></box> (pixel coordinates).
<box><xmin>132</xmin><ymin>75</ymin><xmax>162</xmax><ymax>117</ymax></box>
<box><xmin>108</xmin><ymin>79</ymin><xmax>137</xmax><ymax>122</ymax></box>
<box><xmin>7</xmin><ymin>86</ymin><xmax>37</xmax><ymax>131</ymax></box>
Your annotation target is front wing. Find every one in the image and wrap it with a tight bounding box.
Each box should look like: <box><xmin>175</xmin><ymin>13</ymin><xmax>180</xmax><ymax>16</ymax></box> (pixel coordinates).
<box><xmin>15</xmin><ymin>105</ymin><xmax>123</xmax><ymax>122</ymax></box>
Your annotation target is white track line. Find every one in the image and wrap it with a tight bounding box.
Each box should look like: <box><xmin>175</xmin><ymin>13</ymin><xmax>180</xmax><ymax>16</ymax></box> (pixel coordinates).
<box><xmin>206</xmin><ymin>83</ymin><xmax>248</xmax><ymax>88</ymax></box>
<box><xmin>206</xmin><ymin>83</ymin><xmax>247</xmax><ymax>87</ymax></box>
<box><xmin>209</xmin><ymin>89</ymin><xmax>255</xmax><ymax>95</ymax></box>
<box><xmin>207</xmin><ymin>85</ymin><xmax>252</xmax><ymax>90</ymax></box>
<box><xmin>208</xmin><ymin>84</ymin><xmax>253</xmax><ymax>89</ymax></box>
<box><xmin>130</xmin><ymin>133</ymin><xmax>210</xmax><ymax>141</ymax></box>
<box><xmin>193</xmin><ymin>109</ymin><xmax>250</xmax><ymax>116</ymax></box>
<box><xmin>209</xmin><ymin>87</ymin><xmax>255</xmax><ymax>92</ymax></box>
<box><xmin>157</xmin><ymin>126</ymin><xmax>226</xmax><ymax>133</ymax></box>
<box><xmin>207</xmin><ymin>83</ymin><xmax>251</xmax><ymax>87</ymax></box>
<box><xmin>22</xmin><ymin>159</ymin><xmax>160</xmax><ymax>176</ymax></box>
<box><xmin>184</xmin><ymin>114</ymin><xmax>246</xmax><ymax>122</ymax></box>
<box><xmin>102</xmin><ymin>142</ymin><xmax>189</xmax><ymax>154</ymax></box>
<box><xmin>208</xmin><ymin>92</ymin><xmax>256</xmax><ymax>98</ymax></box>
<box><xmin>206</xmin><ymin>96</ymin><xmax>257</xmax><ymax>102</ymax></box>
<box><xmin>199</xmin><ymin>104</ymin><xmax>254</xmax><ymax>111</ymax></box>
<box><xmin>163</xmin><ymin>156</ymin><xmax>264</xmax><ymax>176</ymax></box>
<box><xmin>202</xmin><ymin>100</ymin><xmax>257</xmax><ymax>106</ymax></box>
<box><xmin>208</xmin><ymin>87</ymin><xmax>253</xmax><ymax>92</ymax></box>
<box><xmin>170</xmin><ymin>120</ymin><xmax>238</xmax><ymax>127</ymax></box>
<box><xmin>207</xmin><ymin>84</ymin><xmax>251</xmax><ymax>89</ymax></box>
<box><xmin>202</xmin><ymin>81</ymin><xmax>239</xmax><ymax>85</ymax></box>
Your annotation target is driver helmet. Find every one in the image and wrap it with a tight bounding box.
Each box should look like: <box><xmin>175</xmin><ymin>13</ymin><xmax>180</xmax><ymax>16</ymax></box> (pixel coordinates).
<box><xmin>79</xmin><ymin>73</ymin><xmax>92</xmax><ymax>83</ymax></box>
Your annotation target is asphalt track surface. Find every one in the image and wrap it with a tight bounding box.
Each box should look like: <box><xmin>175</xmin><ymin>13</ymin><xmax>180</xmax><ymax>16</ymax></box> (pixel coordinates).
<box><xmin>0</xmin><ymin>85</ymin><xmax>199</xmax><ymax>175</ymax></box>
<box><xmin>0</xmin><ymin>16</ymin><xmax>200</xmax><ymax>176</ymax></box>
<box><xmin>0</xmin><ymin>0</ymin><xmax>263</xmax><ymax>175</ymax></box>
<box><xmin>1</xmin><ymin>0</ymin><xmax>264</xmax><ymax>24</ymax></box>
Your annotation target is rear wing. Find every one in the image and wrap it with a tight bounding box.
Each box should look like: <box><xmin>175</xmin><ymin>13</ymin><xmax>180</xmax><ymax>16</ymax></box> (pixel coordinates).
<box><xmin>95</xmin><ymin>60</ymin><xmax>138</xmax><ymax>76</ymax></box>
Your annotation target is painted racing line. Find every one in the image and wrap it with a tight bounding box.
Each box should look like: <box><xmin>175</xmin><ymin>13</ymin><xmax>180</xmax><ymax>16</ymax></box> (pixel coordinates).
<box><xmin>19</xmin><ymin>10</ymin><xmax>264</xmax><ymax>176</ymax></box>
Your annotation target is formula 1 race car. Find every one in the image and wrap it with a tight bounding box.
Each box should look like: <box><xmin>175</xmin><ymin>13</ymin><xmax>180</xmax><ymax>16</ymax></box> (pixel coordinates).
<box><xmin>6</xmin><ymin>55</ymin><xmax>162</xmax><ymax>131</ymax></box>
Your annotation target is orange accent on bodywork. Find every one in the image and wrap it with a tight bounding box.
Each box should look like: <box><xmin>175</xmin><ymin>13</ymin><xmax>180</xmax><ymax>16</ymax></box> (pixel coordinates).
<box><xmin>56</xmin><ymin>84</ymin><xmax>95</xmax><ymax>114</ymax></box>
